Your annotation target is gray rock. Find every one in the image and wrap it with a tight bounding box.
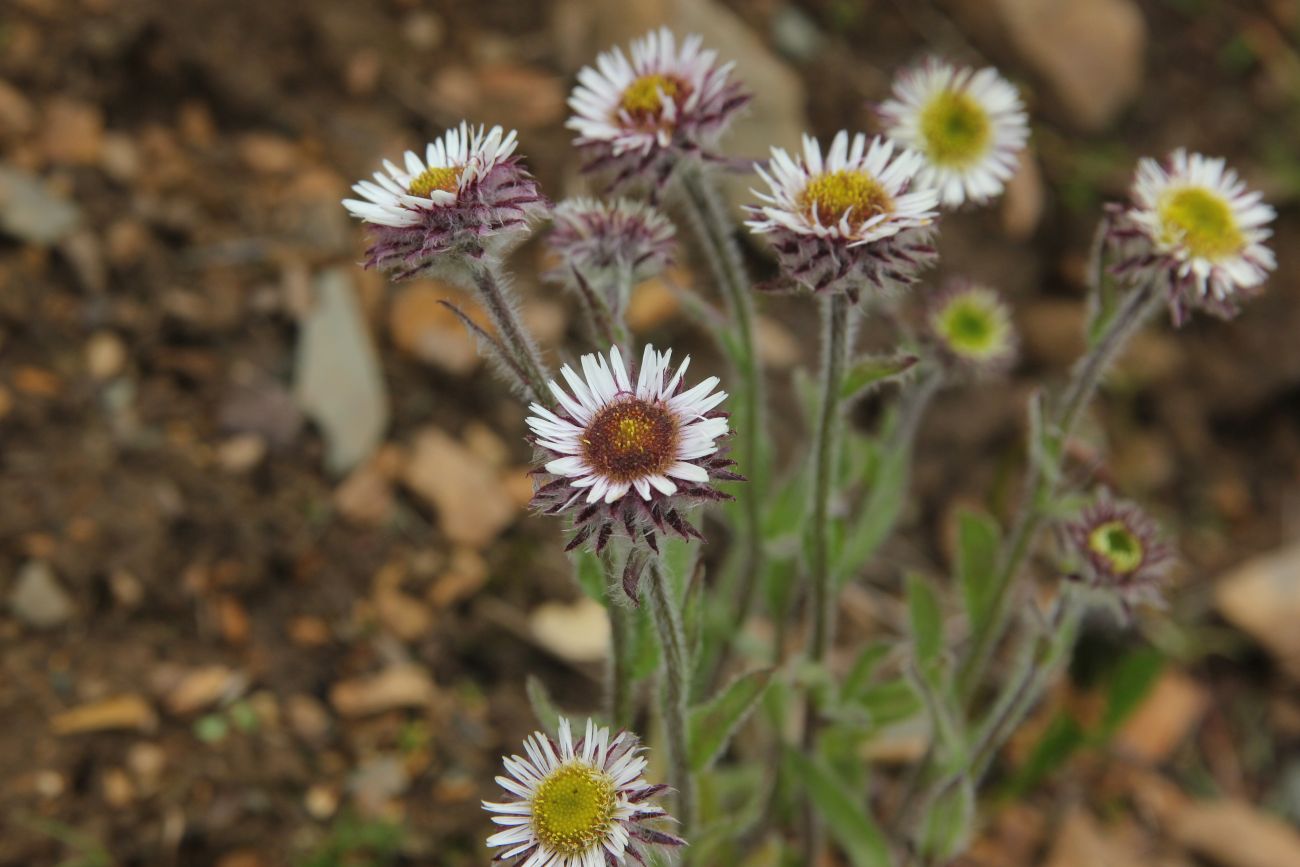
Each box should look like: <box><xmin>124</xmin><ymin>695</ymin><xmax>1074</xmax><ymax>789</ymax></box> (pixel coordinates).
<box><xmin>293</xmin><ymin>268</ymin><xmax>389</xmax><ymax>474</ymax></box>
<box><xmin>9</xmin><ymin>560</ymin><xmax>75</xmax><ymax>629</ymax></box>
<box><xmin>0</xmin><ymin>166</ymin><xmax>82</xmax><ymax>245</ymax></box>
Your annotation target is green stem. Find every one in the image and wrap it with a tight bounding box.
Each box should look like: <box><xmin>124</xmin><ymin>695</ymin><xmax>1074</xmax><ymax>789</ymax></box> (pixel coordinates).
<box><xmin>466</xmin><ymin>261</ymin><xmax>552</xmax><ymax>405</ymax></box>
<box><xmin>677</xmin><ymin>169</ymin><xmax>766</xmax><ymax>652</ymax></box>
<box><xmin>958</xmin><ymin>282</ymin><xmax>1160</xmax><ymax>704</ymax></box>
<box><xmin>603</xmin><ymin>549</ymin><xmax>635</xmax><ymax>729</ymax></box>
<box><xmin>799</xmin><ymin>293</ymin><xmax>851</xmax><ymax>865</ymax></box>
<box><xmin>645</xmin><ymin>555</ymin><xmax>696</xmax><ymax>841</ymax></box>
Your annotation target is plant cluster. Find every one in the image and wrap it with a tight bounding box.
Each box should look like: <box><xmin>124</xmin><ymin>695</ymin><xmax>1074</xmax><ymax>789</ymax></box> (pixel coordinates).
<box><xmin>341</xmin><ymin>27</ymin><xmax>1276</xmax><ymax>867</ymax></box>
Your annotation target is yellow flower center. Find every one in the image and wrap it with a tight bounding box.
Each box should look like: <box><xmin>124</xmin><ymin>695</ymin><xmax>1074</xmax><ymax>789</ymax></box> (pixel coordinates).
<box><xmin>407</xmin><ymin>165</ymin><xmax>462</xmax><ymax>198</ymax></box>
<box><xmin>531</xmin><ymin>763</ymin><xmax>618</xmax><ymax>856</ymax></box>
<box><xmin>620</xmin><ymin>74</ymin><xmax>682</xmax><ymax>118</ymax></box>
<box><xmin>1088</xmin><ymin>520</ymin><xmax>1144</xmax><ymax>576</ymax></box>
<box><xmin>934</xmin><ymin>293</ymin><xmax>1009</xmax><ymax>360</ymax></box>
<box><xmin>919</xmin><ymin>89</ymin><xmax>992</xmax><ymax>167</ymax></box>
<box><xmin>800</xmin><ymin>170</ymin><xmax>893</xmax><ymax>229</ymax></box>
<box><xmin>582</xmin><ymin>397</ymin><xmax>679</xmax><ymax>483</ymax></box>
<box><xmin>1158</xmin><ymin>187</ymin><xmax>1243</xmax><ymax>260</ymax></box>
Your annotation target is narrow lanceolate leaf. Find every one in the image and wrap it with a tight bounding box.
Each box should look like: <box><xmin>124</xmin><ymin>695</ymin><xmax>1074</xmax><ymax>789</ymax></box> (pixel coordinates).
<box><xmin>906</xmin><ymin>573</ymin><xmax>943</xmax><ymax>668</ymax></box>
<box><xmin>688</xmin><ymin>668</ymin><xmax>773</xmax><ymax>771</ymax></box>
<box><xmin>836</xmin><ymin>437</ymin><xmax>910</xmax><ymax>584</ymax></box>
<box><xmin>525</xmin><ymin>675</ymin><xmax>562</xmax><ymax>733</ymax></box>
<box><xmin>784</xmin><ymin>749</ymin><xmax>891</xmax><ymax>867</ymax></box>
<box><xmin>956</xmin><ymin>509</ymin><xmax>1001</xmax><ymax>629</ymax></box>
<box><xmin>840</xmin><ymin>353</ymin><xmax>919</xmax><ymax>401</ymax></box>
<box><xmin>918</xmin><ymin>776</ymin><xmax>975</xmax><ymax>861</ymax></box>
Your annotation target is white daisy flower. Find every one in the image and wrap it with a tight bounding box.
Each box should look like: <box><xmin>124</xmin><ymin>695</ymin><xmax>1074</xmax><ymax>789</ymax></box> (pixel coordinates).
<box><xmin>527</xmin><ymin>344</ymin><xmax>738</xmax><ymax>560</ymax></box>
<box><xmin>746</xmin><ymin>131</ymin><xmax>940</xmax><ymax>298</ymax></box>
<box><xmin>879</xmin><ymin>58</ymin><xmax>1029</xmax><ymax>208</ymax></box>
<box><xmin>1110</xmin><ymin>149</ymin><xmax>1276</xmax><ymax>325</ymax></box>
<box><xmin>341</xmin><ymin>122</ymin><xmax>548</xmax><ymax>276</ymax></box>
<box><xmin>483</xmin><ymin>717</ymin><xmax>684</xmax><ymax>867</ymax></box>
<box><xmin>568</xmin><ymin>27</ymin><xmax>749</xmax><ymax>189</ymax></box>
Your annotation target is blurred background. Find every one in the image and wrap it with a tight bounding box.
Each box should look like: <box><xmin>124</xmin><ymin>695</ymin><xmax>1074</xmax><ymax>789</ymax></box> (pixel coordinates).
<box><xmin>2</xmin><ymin>0</ymin><xmax>1299</xmax><ymax>864</ymax></box>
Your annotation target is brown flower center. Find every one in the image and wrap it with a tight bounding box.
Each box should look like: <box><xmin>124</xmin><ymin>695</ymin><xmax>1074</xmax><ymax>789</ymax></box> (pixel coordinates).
<box><xmin>582</xmin><ymin>398</ymin><xmax>678</xmax><ymax>483</ymax></box>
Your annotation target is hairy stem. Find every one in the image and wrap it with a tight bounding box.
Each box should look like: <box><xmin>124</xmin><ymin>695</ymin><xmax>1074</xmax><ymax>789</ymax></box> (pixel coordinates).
<box><xmin>466</xmin><ymin>261</ymin><xmax>552</xmax><ymax>405</ymax></box>
<box><xmin>677</xmin><ymin>169</ymin><xmax>766</xmax><ymax>653</ymax></box>
<box><xmin>799</xmin><ymin>292</ymin><xmax>852</xmax><ymax>865</ymax></box>
<box><xmin>603</xmin><ymin>549</ymin><xmax>635</xmax><ymax>730</ymax></box>
<box><xmin>958</xmin><ymin>281</ymin><xmax>1160</xmax><ymax>704</ymax></box>
<box><xmin>646</xmin><ymin>555</ymin><xmax>695</xmax><ymax>840</ymax></box>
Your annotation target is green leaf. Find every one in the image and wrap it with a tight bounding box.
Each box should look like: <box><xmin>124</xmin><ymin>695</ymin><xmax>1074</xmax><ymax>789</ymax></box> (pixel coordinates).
<box><xmin>629</xmin><ymin>605</ymin><xmax>660</xmax><ymax>683</ymax></box>
<box><xmin>573</xmin><ymin>549</ymin><xmax>605</xmax><ymax>601</ymax></box>
<box><xmin>918</xmin><ymin>776</ymin><xmax>975</xmax><ymax>860</ymax></box>
<box><xmin>689</xmin><ymin>669</ymin><xmax>774</xmax><ymax>771</ymax></box>
<box><xmin>840</xmin><ymin>354</ymin><xmax>918</xmax><ymax>400</ymax></box>
<box><xmin>1099</xmin><ymin>647</ymin><xmax>1163</xmax><ymax>736</ymax></box>
<box><xmin>525</xmin><ymin>675</ymin><xmax>562</xmax><ymax>732</ymax></box>
<box><xmin>956</xmin><ymin>510</ymin><xmax>1001</xmax><ymax>629</ymax></box>
<box><xmin>906</xmin><ymin>573</ymin><xmax>943</xmax><ymax>667</ymax></box>
<box><xmin>784</xmin><ymin>749</ymin><xmax>891</xmax><ymax>867</ymax></box>
<box><xmin>841</xmin><ymin>642</ymin><xmax>892</xmax><ymax>702</ymax></box>
<box><xmin>847</xmin><ymin>679</ymin><xmax>922</xmax><ymax>728</ymax></box>
<box><xmin>836</xmin><ymin>437</ymin><xmax>910</xmax><ymax>584</ymax></box>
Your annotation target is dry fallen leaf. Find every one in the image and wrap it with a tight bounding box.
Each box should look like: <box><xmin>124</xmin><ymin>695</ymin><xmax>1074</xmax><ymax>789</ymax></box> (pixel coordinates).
<box><xmin>402</xmin><ymin>427</ymin><xmax>518</xmax><ymax>549</ymax></box>
<box><xmin>52</xmin><ymin>695</ymin><xmax>158</xmax><ymax>735</ymax></box>
<box><xmin>1045</xmin><ymin>808</ymin><xmax>1145</xmax><ymax>867</ymax></box>
<box><xmin>1168</xmin><ymin>799</ymin><xmax>1300</xmax><ymax>867</ymax></box>
<box><xmin>330</xmin><ymin>664</ymin><xmax>437</xmax><ymax>717</ymax></box>
<box><xmin>165</xmin><ymin>665</ymin><xmax>248</xmax><ymax>716</ymax></box>
<box><xmin>1115</xmin><ymin>670</ymin><xmax>1209</xmax><ymax>763</ymax></box>
<box><xmin>1216</xmin><ymin>541</ymin><xmax>1300</xmax><ymax>680</ymax></box>
<box><xmin>529</xmin><ymin>597</ymin><xmax>611</xmax><ymax>664</ymax></box>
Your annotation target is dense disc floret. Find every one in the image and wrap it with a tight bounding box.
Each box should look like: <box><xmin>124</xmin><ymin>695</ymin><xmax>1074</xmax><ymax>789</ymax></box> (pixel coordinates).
<box><xmin>567</xmin><ymin>27</ymin><xmax>750</xmax><ymax>190</ymax></box>
<box><xmin>879</xmin><ymin>58</ymin><xmax>1028</xmax><ymax>208</ymax></box>
<box><xmin>1108</xmin><ymin>149</ymin><xmax>1275</xmax><ymax>325</ymax></box>
<box><xmin>927</xmin><ymin>279</ymin><xmax>1017</xmax><ymax>374</ymax></box>
<box><xmin>549</xmin><ymin>197</ymin><xmax>676</xmax><ymax>288</ymax></box>
<box><xmin>341</xmin><ymin>122</ymin><xmax>549</xmax><ymax>278</ymax></box>
<box><xmin>746</xmin><ymin>131</ymin><xmax>940</xmax><ymax>298</ymax></box>
<box><xmin>1065</xmin><ymin>492</ymin><xmax>1173</xmax><ymax>612</ymax></box>
<box><xmin>526</xmin><ymin>345</ymin><xmax>739</xmax><ymax>558</ymax></box>
<box><xmin>483</xmin><ymin>718</ymin><xmax>684</xmax><ymax>866</ymax></box>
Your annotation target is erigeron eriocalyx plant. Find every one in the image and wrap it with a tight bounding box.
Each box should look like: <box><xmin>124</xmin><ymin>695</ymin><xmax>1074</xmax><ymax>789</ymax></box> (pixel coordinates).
<box><xmin>340</xmin><ymin>29</ymin><xmax>1276</xmax><ymax>866</ymax></box>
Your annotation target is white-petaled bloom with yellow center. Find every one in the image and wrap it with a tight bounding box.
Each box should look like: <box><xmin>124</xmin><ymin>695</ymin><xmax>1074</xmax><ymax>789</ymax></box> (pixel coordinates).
<box><xmin>483</xmin><ymin>718</ymin><xmax>684</xmax><ymax>867</ymax></box>
<box><xmin>568</xmin><ymin>27</ymin><xmax>749</xmax><ymax>189</ymax></box>
<box><xmin>340</xmin><ymin>122</ymin><xmax>548</xmax><ymax>277</ymax></box>
<box><xmin>1110</xmin><ymin>149</ymin><xmax>1275</xmax><ymax>325</ymax></box>
<box><xmin>527</xmin><ymin>344</ymin><xmax>739</xmax><ymax>562</ymax></box>
<box><xmin>879</xmin><ymin>58</ymin><xmax>1028</xmax><ymax>208</ymax></box>
<box><xmin>928</xmin><ymin>279</ymin><xmax>1017</xmax><ymax>375</ymax></box>
<box><xmin>746</xmin><ymin>131</ymin><xmax>940</xmax><ymax>298</ymax></box>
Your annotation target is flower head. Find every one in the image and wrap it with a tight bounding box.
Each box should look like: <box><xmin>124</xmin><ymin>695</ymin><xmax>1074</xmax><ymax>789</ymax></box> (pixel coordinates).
<box><xmin>747</xmin><ymin>131</ymin><xmax>940</xmax><ymax>299</ymax></box>
<box><xmin>527</xmin><ymin>344</ymin><xmax>738</xmax><ymax>560</ymax></box>
<box><xmin>484</xmin><ymin>717</ymin><xmax>684</xmax><ymax>866</ymax></box>
<box><xmin>549</xmin><ymin>197</ymin><xmax>676</xmax><ymax>289</ymax></box>
<box><xmin>927</xmin><ymin>280</ymin><xmax>1017</xmax><ymax>374</ymax></box>
<box><xmin>879</xmin><ymin>58</ymin><xmax>1028</xmax><ymax>208</ymax></box>
<box><xmin>568</xmin><ymin>27</ymin><xmax>750</xmax><ymax>190</ymax></box>
<box><xmin>1065</xmin><ymin>492</ymin><xmax>1173</xmax><ymax>611</ymax></box>
<box><xmin>1108</xmin><ymin>149</ymin><xmax>1275</xmax><ymax>325</ymax></box>
<box><xmin>341</xmin><ymin>122</ymin><xmax>548</xmax><ymax>279</ymax></box>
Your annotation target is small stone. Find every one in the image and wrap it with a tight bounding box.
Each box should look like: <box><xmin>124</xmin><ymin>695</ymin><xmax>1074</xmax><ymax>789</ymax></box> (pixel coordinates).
<box><xmin>349</xmin><ymin>755</ymin><xmax>410</xmax><ymax>818</ymax></box>
<box><xmin>85</xmin><ymin>331</ymin><xmax>127</xmax><ymax>381</ymax></box>
<box><xmin>34</xmin><ymin>770</ymin><xmax>65</xmax><ymax>799</ymax></box>
<box><xmin>126</xmin><ymin>742</ymin><xmax>166</xmax><ymax>791</ymax></box>
<box><xmin>294</xmin><ymin>269</ymin><xmax>389</xmax><ymax>474</ymax></box>
<box><xmin>429</xmin><ymin>548</ymin><xmax>489</xmax><ymax>609</ymax></box>
<box><xmin>0</xmin><ymin>79</ymin><xmax>35</xmax><ymax>135</ymax></box>
<box><xmin>9</xmin><ymin>560</ymin><xmax>74</xmax><ymax>629</ymax></box>
<box><xmin>51</xmin><ymin>695</ymin><xmax>158</xmax><ymax>735</ymax></box>
<box><xmin>529</xmin><ymin>597</ymin><xmax>611</xmax><ymax>663</ymax></box>
<box><xmin>288</xmin><ymin>616</ymin><xmax>332</xmax><ymax>647</ymax></box>
<box><xmin>334</xmin><ymin>460</ymin><xmax>394</xmax><ymax>526</ymax></box>
<box><xmin>402</xmin><ymin>10</ymin><xmax>445</xmax><ymax>49</ymax></box>
<box><xmin>102</xmin><ymin>767</ymin><xmax>135</xmax><ymax>808</ymax></box>
<box><xmin>238</xmin><ymin>133</ymin><xmax>299</xmax><ymax>174</ymax></box>
<box><xmin>329</xmin><ymin>664</ymin><xmax>437</xmax><ymax>718</ymax></box>
<box><xmin>372</xmin><ymin>563</ymin><xmax>433</xmax><ymax>643</ymax></box>
<box><xmin>217</xmin><ymin>434</ymin><xmax>267</xmax><ymax>474</ymax></box>
<box><xmin>305</xmin><ymin>784</ymin><xmax>339</xmax><ymax>821</ymax></box>
<box><xmin>42</xmin><ymin>97</ymin><xmax>105</xmax><ymax>165</ymax></box>
<box><xmin>0</xmin><ymin>166</ymin><xmax>81</xmax><ymax>245</ymax></box>
<box><xmin>109</xmin><ymin>568</ymin><xmax>144</xmax><ymax>609</ymax></box>
<box><xmin>216</xmin><ymin>595</ymin><xmax>251</xmax><ymax>645</ymax></box>
<box><xmin>100</xmin><ymin>132</ymin><xmax>141</xmax><ymax>182</ymax></box>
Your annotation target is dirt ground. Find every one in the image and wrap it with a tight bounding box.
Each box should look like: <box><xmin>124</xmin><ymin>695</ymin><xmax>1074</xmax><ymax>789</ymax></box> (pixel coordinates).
<box><xmin>1</xmin><ymin>0</ymin><xmax>1298</xmax><ymax>865</ymax></box>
